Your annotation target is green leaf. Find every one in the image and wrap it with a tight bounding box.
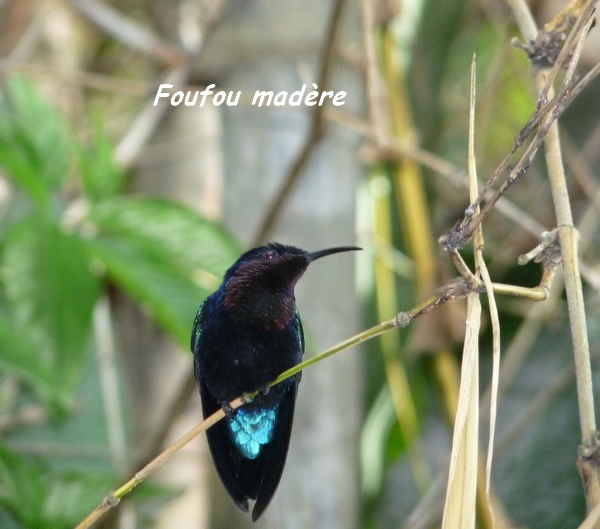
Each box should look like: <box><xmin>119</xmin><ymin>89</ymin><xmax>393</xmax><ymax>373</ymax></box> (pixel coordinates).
<box><xmin>361</xmin><ymin>386</ymin><xmax>396</xmax><ymax>497</ymax></box>
<box><xmin>86</xmin><ymin>197</ymin><xmax>240</xmax><ymax>346</ymax></box>
<box><xmin>89</xmin><ymin>197</ymin><xmax>240</xmax><ymax>285</ymax></box>
<box><xmin>0</xmin><ymin>77</ymin><xmax>71</xmax><ymax>208</ymax></box>
<box><xmin>0</xmin><ymin>443</ymin><xmax>45</xmax><ymax>527</ymax></box>
<box><xmin>0</xmin><ymin>443</ymin><xmax>118</xmax><ymax>529</ymax></box>
<box><xmin>76</xmin><ymin>118</ymin><xmax>125</xmax><ymax>203</ymax></box>
<box><xmin>88</xmin><ymin>234</ymin><xmax>212</xmax><ymax>347</ymax></box>
<box><xmin>3</xmin><ymin>218</ymin><xmax>101</xmax><ymax>391</ymax></box>
<box><xmin>40</xmin><ymin>470</ymin><xmax>117</xmax><ymax>528</ymax></box>
<box><xmin>0</xmin><ymin>318</ymin><xmax>69</xmax><ymax>410</ymax></box>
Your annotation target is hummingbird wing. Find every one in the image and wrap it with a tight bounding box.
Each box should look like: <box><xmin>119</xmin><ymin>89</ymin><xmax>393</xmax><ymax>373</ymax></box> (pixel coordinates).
<box><xmin>196</xmin><ymin>312</ymin><xmax>305</xmax><ymax>521</ymax></box>
<box><xmin>251</xmin><ymin>313</ymin><xmax>305</xmax><ymax>520</ymax></box>
<box><xmin>250</xmin><ymin>373</ymin><xmax>300</xmax><ymax>521</ymax></box>
<box><xmin>198</xmin><ymin>371</ymin><xmax>301</xmax><ymax>520</ymax></box>
<box><xmin>198</xmin><ymin>373</ymin><xmax>252</xmax><ymax>512</ymax></box>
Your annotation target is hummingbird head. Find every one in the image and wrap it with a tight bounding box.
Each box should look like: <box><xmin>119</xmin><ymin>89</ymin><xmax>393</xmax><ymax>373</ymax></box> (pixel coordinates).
<box><xmin>222</xmin><ymin>242</ymin><xmax>361</xmax><ymax>325</ymax></box>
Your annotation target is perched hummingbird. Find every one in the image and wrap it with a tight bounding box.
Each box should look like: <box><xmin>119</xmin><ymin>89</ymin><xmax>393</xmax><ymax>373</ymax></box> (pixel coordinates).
<box><xmin>191</xmin><ymin>242</ymin><xmax>360</xmax><ymax>521</ymax></box>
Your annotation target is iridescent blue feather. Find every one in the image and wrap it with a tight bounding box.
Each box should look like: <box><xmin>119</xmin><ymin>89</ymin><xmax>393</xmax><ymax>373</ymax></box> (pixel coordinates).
<box><xmin>228</xmin><ymin>405</ymin><xmax>280</xmax><ymax>459</ymax></box>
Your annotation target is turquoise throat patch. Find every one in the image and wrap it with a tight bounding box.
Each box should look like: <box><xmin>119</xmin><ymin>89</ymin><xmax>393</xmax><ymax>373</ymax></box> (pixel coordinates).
<box><xmin>228</xmin><ymin>405</ymin><xmax>280</xmax><ymax>459</ymax></box>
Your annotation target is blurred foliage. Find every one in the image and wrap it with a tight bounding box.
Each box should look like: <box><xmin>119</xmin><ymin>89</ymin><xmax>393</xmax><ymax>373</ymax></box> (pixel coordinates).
<box><xmin>0</xmin><ymin>77</ymin><xmax>240</xmax><ymax>527</ymax></box>
<box><xmin>0</xmin><ymin>442</ymin><xmax>117</xmax><ymax>529</ymax></box>
<box><xmin>359</xmin><ymin>0</ymin><xmax>598</xmax><ymax>528</ymax></box>
<box><xmin>0</xmin><ymin>0</ymin><xmax>598</xmax><ymax>526</ymax></box>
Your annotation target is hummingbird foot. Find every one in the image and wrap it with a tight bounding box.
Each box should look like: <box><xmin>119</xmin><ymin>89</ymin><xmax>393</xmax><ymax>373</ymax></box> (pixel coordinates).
<box><xmin>221</xmin><ymin>401</ymin><xmax>237</xmax><ymax>419</ymax></box>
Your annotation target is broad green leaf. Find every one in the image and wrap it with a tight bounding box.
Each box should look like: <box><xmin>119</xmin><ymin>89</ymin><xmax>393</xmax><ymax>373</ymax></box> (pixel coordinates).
<box><xmin>87</xmin><ymin>198</ymin><xmax>240</xmax><ymax>346</ymax></box>
<box><xmin>0</xmin><ymin>318</ymin><xmax>69</xmax><ymax>410</ymax></box>
<box><xmin>76</xmin><ymin>119</ymin><xmax>125</xmax><ymax>203</ymax></box>
<box><xmin>89</xmin><ymin>197</ymin><xmax>240</xmax><ymax>287</ymax></box>
<box><xmin>0</xmin><ymin>443</ymin><xmax>45</xmax><ymax>527</ymax></box>
<box><xmin>0</xmin><ymin>443</ymin><xmax>118</xmax><ymax>529</ymax></box>
<box><xmin>0</xmin><ymin>77</ymin><xmax>71</xmax><ymax>208</ymax></box>
<box><xmin>88</xmin><ymin>234</ymin><xmax>211</xmax><ymax>347</ymax></box>
<box><xmin>40</xmin><ymin>470</ymin><xmax>117</xmax><ymax>528</ymax></box>
<box><xmin>3</xmin><ymin>218</ymin><xmax>101</xmax><ymax>390</ymax></box>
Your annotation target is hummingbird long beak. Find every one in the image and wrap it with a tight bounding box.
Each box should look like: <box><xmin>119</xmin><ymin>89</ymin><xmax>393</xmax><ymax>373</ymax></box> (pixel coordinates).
<box><xmin>305</xmin><ymin>246</ymin><xmax>362</xmax><ymax>262</ymax></box>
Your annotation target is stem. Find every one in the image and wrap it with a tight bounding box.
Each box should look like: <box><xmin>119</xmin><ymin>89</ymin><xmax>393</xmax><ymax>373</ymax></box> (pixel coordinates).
<box><xmin>270</xmin><ymin>318</ymin><xmax>399</xmax><ymax>388</ymax></box>
<box><xmin>510</xmin><ymin>0</ymin><xmax>597</xmax><ymax>444</ymax></box>
<box><xmin>544</xmin><ymin>117</ymin><xmax>596</xmax><ymax>439</ymax></box>
<box><xmin>509</xmin><ymin>0</ymin><xmax>600</xmax><ymax>520</ymax></box>
<box><xmin>75</xmin><ymin>397</ymin><xmax>242</xmax><ymax>529</ymax></box>
<box><xmin>76</xmin><ymin>266</ymin><xmax>556</xmax><ymax>529</ymax></box>
<box><xmin>76</xmin><ymin>318</ymin><xmax>401</xmax><ymax>529</ymax></box>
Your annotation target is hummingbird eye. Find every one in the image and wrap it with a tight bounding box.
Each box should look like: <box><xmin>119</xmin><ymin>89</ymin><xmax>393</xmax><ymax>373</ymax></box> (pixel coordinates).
<box><xmin>265</xmin><ymin>250</ymin><xmax>277</xmax><ymax>259</ymax></box>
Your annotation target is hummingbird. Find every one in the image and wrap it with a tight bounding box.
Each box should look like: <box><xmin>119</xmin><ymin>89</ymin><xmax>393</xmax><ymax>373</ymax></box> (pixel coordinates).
<box><xmin>191</xmin><ymin>242</ymin><xmax>360</xmax><ymax>521</ymax></box>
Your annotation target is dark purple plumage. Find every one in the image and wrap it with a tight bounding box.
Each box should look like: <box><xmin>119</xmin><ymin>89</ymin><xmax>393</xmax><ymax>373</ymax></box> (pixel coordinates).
<box><xmin>191</xmin><ymin>242</ymin><xmax>360</xmax><ymax>521</ymax></box>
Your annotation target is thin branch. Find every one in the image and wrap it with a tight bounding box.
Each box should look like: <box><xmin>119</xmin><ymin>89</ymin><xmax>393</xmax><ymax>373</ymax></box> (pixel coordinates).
<box><xmin>439</xmin><ymin>30</ymin><xmax>600</xmax><ymax>252</ymax></box>
<box><xmin>532</xmin><ymin>6</ymin><xmax>598</xmax><ymax>441</ymax></box>
<box><xmin>0</xmin><ymin>60</ymin><xmax>149</xmax><ymax>95</ymax></box>
<box><xmin>75</xmin><ymin>397</ymin><xmax>243</xmax><ymax>529</ymax></box>
<box><xmin>508</xmin><ymin>0</ymin><xmax>600</xmax><ymax>520</ymax></box>
<box><xmin>77</xmin><ymin>315</ymin><xmax>404</xmax><ymax>529</ymax></box>
<box><xmin>361</xmin><ymin>0</ymin><xmax>390</xmax><ymax>146</ymax></box>
<box><xmin>251</xmin><ymin>0</ymin><xmax>348</xmax><ymax>245</ymax></box>
<box><xmin>74</xmin><ymin>245</ymin><xmax>560</xmax><ymax>528</ymax></box>
<box><xmin>114</xmin><ymin>66</ymin><xmax>189</xmax><ymax>169</ymax></box>
<box><xmin>67</xmin><ymin>0</ymin><xmax>185</xmax><ymax>66</ymax></box>
<box><xmin>329</xmin><ymin>108</ymin><xmax>550</xmax><ymax>241</ymax></box>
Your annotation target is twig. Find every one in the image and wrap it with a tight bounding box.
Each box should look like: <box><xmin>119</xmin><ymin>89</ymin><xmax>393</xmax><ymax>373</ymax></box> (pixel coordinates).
<box><xmin>114</xmin><ymin>66</ymin><xmax>189</xmax><ymax>169</ymax></box>
<box><xmin>75</xmin><ymin>242</ymin><xmax>560</xmax><ymax>528</ymax></box>
<box><xmin>438</xmin><ymin>72</ymin><xmax>587</xmax><ymax>252</ymax></box>
<box><xmin>510</xmin><ymin>0</ymin><xmax>600</xmax><ymax>520</ymax></box>
<box><xmin>535</xmin><ymin>5</ymin><xmax>597</xmax><ymax>441</ymax></box>
<box><xmin>330</xmin><ymin>106</ymin><xmax>552</xmax><ymax>242</ymax></box>
<box><xmin>0</xmin><ymin>60</ymin><xmax>149</xmax><ymax>95</ymax></box>
<box><xmin>361</xmin><ymin>0</ymin><xmax>390</xmax><ymax>146</ymax></box>
<box><xmin>251</xmin><ymin>0</ymin><xmax>348</xmax><ymax>245</ymax></box>
<box><xmin>439</xmin><ymin>5</ymin><xmax>600</xmax><ymax>253</ymax></box>
<box><xmin>77</xmin><ymin>314</ymin><xmax>407</xmax><ymax>529</ymax></box>
<box><xmin>67</xmin><ymin>0</ymin><xmax>185</xmax><ymax>66</ymax></box>
<box><xmin>75</xmin><ymin>397</ymin><xmax>242</xmax><ymax>529</ymax></box>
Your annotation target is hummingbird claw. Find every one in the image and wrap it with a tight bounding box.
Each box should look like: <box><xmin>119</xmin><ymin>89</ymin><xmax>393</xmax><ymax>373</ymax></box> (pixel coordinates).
<box><xmin>222</xmin><ymin>401</ymin><xmax>237</xmax><ymax>418</ymax></box>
